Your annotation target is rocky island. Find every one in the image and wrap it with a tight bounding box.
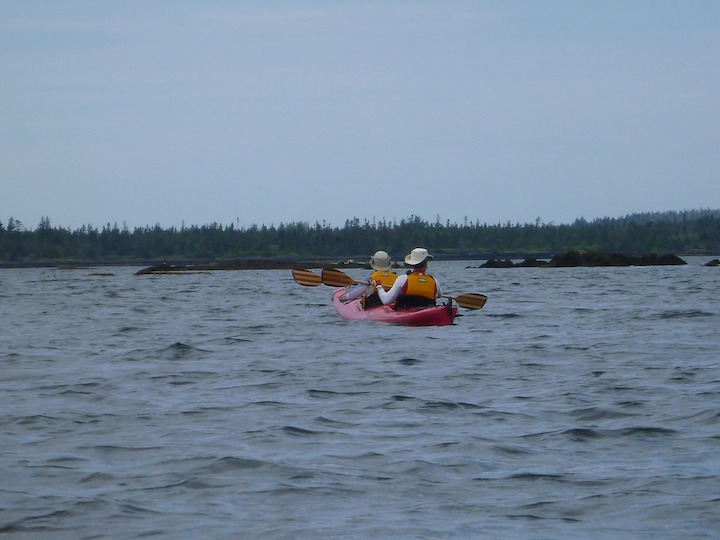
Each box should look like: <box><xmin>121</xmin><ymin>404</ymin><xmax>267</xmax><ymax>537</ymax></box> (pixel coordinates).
<box><xmin>476</xmin><ymin>250</ymin><xmax>687</xmax><ymax>268</ymax></box>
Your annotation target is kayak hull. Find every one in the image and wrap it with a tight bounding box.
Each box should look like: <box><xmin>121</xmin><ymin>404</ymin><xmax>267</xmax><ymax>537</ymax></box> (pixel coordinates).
<box><xmin>331</xmin><ymin>288</ymin><xmax>457</xmax><ymax>326</ymax></box>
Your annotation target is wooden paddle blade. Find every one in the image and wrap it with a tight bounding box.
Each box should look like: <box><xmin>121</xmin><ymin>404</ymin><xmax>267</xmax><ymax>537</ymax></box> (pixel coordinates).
<box><xmin>449</xmin><ymin>293</ymin><xmax>488</xmax><ymax>310</ymax></box>
<box><xmin>321</xmin><ymin>268</ymin><xmax>358</xmax><ymax>287</ymax></box>
<box><xmin>292</xmin><ymin>268</ymin><xmax>322</xmax><ymax>286</ymax></box>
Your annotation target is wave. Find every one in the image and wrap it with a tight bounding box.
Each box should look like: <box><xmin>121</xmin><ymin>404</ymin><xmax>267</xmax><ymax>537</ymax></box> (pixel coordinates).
<box><xmin>654</xmin><ymin>309</ymin><xmax>716</xmax><ymax>320</ymax></box>
<box><xmin>569</xmin><ymin>407</ymin><xmax>638</xmax><ymax>421</ymax></box>
<box><xmin>307</xmin><ymin>389</ymin><xmax>369</xmax><ymax>398</ymax></box>
<box><xmin>150</xmin><ymin>342</ymin><xmax>213</xmax><ymax>361</ymax></box>
<box><xmin>282</xmin><ymin>426</ymin><xmax>324</xmax><ymax>436</ymax></box>
<box><xmin>524</xmin><ymin>426</ymin><xmax>678</xmax><ymax>442</ymax></box>
<box><xmin>196</xmin><ymin>456</ymin><xmax>269</xmax><ymax>472</ymax></box>
<box><xmin>419</xmin><ymin>400</ymin><xmax>484</xmax><ymax>411</ymax></box>
<box><xmin>398</xmin><ymin>357</ymin><xmax>422</xmax><ymax>365</ymax></box>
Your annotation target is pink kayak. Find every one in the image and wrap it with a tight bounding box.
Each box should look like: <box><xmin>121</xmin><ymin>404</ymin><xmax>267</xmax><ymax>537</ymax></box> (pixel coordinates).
<box><xmin>331</xmin><ymin>288</ymin><xmax>458</xmax><ymax>326</ymax></box>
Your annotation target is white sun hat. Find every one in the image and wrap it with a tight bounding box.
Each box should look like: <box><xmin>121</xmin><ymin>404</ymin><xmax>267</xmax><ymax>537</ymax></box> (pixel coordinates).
<box><xmin>370</xmin><ymin>250</ymin><xmax>392</xmax><ymax>271</ymax></box>
<box><xmin>404</xmin><ymin>247</ymin><xmax>433</xmax><ymax>266</ymax></box>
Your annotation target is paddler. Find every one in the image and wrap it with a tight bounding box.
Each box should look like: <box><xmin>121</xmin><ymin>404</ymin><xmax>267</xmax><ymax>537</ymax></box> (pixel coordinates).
<box><xmin>374</xmin><ymin>247</ymin><xmax>442</xmax><ymax>309</ymax></box>
<box><xmin>339</xmin><ymin>250</ymin><xmax>398</xmax><ymax>307</ymax></box>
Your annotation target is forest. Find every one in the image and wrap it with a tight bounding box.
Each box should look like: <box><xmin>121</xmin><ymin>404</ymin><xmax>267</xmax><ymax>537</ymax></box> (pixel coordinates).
<box><xmin>1</xmin><ymin>209</ymin><xmax>719</xmax><ymax>265</ymax></box>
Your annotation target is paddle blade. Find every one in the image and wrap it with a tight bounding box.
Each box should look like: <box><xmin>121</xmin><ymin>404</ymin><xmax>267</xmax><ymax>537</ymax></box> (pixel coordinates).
<box><xmin>450</xmin><ymin>293</ymin><xmax>488</xmax><ymax>310</ymax></box>
<box><xmin>292</xmin><ymin>268</ymin><xmax>322</xmax><ymax>287</ymax></box>
<box><xmin>321</xmin><ymin>268</ymin><xmax>358</xmax><ymax>287</ymax></box>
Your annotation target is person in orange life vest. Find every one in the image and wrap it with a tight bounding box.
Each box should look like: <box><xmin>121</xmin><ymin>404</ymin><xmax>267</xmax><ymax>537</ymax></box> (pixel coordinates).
<box><xmin>339</xmin><ymin>250</ymin><xmax>398</xmax><ymax>306</ymax></box>
<box><xmin>375</xmin><ymin>247</ymin><xmax>442</xmax><ymax>309</ymax></box>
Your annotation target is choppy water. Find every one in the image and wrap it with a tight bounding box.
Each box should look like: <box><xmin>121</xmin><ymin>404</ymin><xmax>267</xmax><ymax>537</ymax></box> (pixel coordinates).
<box><xmin>1</xmin><ymin>258</ymin><xmax>719</xmax><ymax>539</ymax></box>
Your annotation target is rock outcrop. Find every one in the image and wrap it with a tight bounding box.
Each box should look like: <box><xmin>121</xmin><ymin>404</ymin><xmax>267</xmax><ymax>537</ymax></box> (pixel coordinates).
<box><xmin>548</xmin><ymin>250</ymin><xmax>686</xmax><ymax>267</ymax></box>
<box><xmin>475</xmin><ymin>250</ymin><xmax>687</xmax><ymax>268</ymax></box>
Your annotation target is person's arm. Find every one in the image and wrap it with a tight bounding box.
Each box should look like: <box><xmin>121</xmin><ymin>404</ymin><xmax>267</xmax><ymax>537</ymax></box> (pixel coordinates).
<box><xmin>344</xmin><ymin>283</ymin><xmax>372</xmax><ymax>301</ymax></box>
<box><xmin>376</xmin><ymin>274</ymin><xmax>407</xmax><ymax>305</ymax></box>
<box><xmin>434</xmin><ymin>277</ymin><xmax>442</xmax><ymax>298</ymax></box>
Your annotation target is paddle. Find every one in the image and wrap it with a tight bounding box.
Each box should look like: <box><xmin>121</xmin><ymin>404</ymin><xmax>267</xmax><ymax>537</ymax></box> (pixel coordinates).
<box><xmin>321</xmin><ymin>268</ymin><xmax>488</xmax><ymax>310</ymax></box>
<box><xmin>291</xmin><ymin>268</ymin><xmax>323</xmax><ymax>287</ymax></box>
<box><xmin>320</xmin><ymin>267</ymin><xmax>382</xmax><ymax>288</ymax></box>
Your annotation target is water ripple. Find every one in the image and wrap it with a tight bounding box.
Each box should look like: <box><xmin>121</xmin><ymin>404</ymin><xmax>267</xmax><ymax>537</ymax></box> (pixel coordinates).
<box><xmin>1</xmin><ymin>261</ymin><xmax>719</xmax><ymax>538</ymax></box>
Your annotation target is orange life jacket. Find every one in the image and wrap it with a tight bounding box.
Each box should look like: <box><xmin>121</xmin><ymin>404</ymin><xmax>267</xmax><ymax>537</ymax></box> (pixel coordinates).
<box><xmin>399</xmin><ymin>273</ymin><xmax>437</xmax><ymax>305</ymax></box>
<box><xmin>361</xmin><ymin>270</ymin><xmax>398</xmax><ymax>309</ymax></box>
<box><xmin>370</xmin><ymin>270</ymin><xmax>398</xmax><ymax>288</ymax></box>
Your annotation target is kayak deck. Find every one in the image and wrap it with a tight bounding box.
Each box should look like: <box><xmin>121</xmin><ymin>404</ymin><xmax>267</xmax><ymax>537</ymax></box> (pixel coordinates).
<box><xmin>331</xmin><ymin>288</ymin><xmax>457</xmax><ymax>326</ymax></box>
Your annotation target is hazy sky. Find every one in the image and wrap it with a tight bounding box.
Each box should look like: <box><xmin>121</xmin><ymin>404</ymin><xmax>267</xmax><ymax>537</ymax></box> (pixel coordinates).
<box><xmin>2</xmin><ymin>1</ymin><xmax>719</xmax><ymax>231</ymax></box>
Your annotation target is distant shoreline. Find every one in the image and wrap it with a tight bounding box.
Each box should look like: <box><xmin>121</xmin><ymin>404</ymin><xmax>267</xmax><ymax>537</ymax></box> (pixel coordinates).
<box><xmin>2</xmin><ymin>250</ymin><xmax>717</xmax><ymax>272</ymax></box>
<box><xmin>0</xmin><ymin>258</ymin><xmax>368</xmax><ymax>271</ymax></box>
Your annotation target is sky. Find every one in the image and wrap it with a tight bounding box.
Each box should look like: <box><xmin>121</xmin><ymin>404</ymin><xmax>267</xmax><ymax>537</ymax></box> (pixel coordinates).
<box><xmin>2</xmin><ymin>1</ymin><xmax>719</xmax><ymax>231</ymax></box>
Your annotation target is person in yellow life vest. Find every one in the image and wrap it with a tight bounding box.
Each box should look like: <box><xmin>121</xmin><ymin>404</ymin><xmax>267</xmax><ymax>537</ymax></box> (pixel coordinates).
<box><xmin>339</xmin><ymin>250</ymin><xmax>398</xmax><ymax>306</ymax></box>
<box><xmin>375</xmin><ymin>247</ymin><xmax>442</xmax><ymax>309</ymax></box>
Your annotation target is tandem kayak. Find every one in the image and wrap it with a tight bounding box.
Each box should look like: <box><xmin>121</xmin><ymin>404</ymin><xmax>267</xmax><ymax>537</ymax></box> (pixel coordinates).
<box><xmin>331</xmin><ymin>288</ymin><xmax>458</xmax><ymax>326</ymax></box>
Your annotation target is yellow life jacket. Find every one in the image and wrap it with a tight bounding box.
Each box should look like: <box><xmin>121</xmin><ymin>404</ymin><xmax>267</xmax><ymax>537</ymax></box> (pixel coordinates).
<box><xmin>362</xmin><ymin>270</ymin><xmax>397</xmax><ymax>309</ymax></box>
<box><xmin>370</xmin><ymin>270</ymin><xmax>398</xmax><ymax>288</ymax></box>
<box><xmin>402</xmin><ymin>273</ymin><xmax>437</xmax><ymax>300</ymax></box>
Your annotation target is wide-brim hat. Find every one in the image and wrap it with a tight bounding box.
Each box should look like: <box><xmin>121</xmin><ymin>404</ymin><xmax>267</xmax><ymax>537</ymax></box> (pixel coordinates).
<box><xmin>404</xmin><ymin>247</ymin><xmax>433</xmax><ymax>266</ymax></box>
<box><xmin>370</xmin><ymin>250</ymin><xmax>392</xmax><ymax>271</ymax></box>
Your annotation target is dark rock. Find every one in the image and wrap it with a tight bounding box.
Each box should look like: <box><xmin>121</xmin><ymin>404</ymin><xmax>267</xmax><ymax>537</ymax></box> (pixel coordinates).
<box><xmin>135</xmin><ymin>263</ymin><xmax>184</xmax><ymax>275</ymax></box>
<box><xmin>516</xmin><ymin>257</ymin><xmax>550</xmax><ymax>267</ymax></box>
<box><xmin>705</xmin><ymin>259</ymin><xmax>720</xmax><ymax>267</ymax></box>
<box><xmin>548</xmin><ymin>250</ymin><xmax>686</xmax><ymax>267</ymax></box>
<box><xmin>480</xmin><ymin>258</ymin><xmax>515</xmax><ymax>268</ymax></box>
<box><xmin>134</xmin><ymin>259</ymin><xmax>366</xmax><ymax>275</ymax></box>
<box><xmin>637</xmin><ymin>253</ymin><xmax>687</xmax><ymax>266</ymax></box>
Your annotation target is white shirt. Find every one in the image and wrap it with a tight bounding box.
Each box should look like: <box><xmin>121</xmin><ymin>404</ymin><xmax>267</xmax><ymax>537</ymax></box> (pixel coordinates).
<box><xmin>376</xmin><ymin>272</ymin><xmax>442</xmax><ymax>305</ymax></box>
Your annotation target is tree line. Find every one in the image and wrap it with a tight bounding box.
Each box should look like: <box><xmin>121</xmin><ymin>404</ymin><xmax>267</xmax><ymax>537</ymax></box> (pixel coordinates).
<box><xmin>1</xmin><ymin>210</ymin><xmax>719</xmax><ymax>264</ymax></box>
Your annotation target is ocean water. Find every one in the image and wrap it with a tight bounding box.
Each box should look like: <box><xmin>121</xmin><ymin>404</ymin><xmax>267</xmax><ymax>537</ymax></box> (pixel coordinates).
<box><xmin>1</xmin><ymin>258</ymin><xmax>719</xmax><ymax>539</ymax></box>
